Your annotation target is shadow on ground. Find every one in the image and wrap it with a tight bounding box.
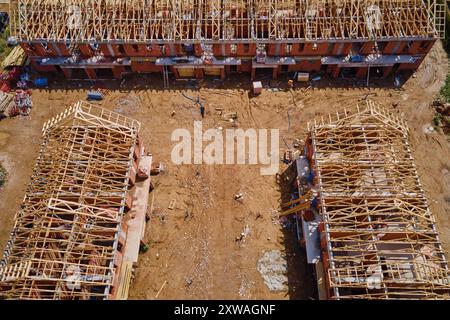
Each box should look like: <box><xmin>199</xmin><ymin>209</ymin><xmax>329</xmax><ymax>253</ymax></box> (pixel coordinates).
<box><xmin>36</xmin><ymin>70</ymin><xmax>413</xmax><ymax>95</ymax></box>
<box><xmin>278</xmin><ymin>162</ymin><xmax>317</xmax><ymax>300</ymax></box>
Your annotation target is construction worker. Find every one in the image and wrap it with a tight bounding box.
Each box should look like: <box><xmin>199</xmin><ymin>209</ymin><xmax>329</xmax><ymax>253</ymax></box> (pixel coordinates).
<box><xmin>200</xmin><ymin>104</ymin><xmax>205</xmax><ymax>118</ymax></box>
<box><xmin>288</xmin><ymin>79</ymin><xmax>294</xmax><ymax>89</ymax></box>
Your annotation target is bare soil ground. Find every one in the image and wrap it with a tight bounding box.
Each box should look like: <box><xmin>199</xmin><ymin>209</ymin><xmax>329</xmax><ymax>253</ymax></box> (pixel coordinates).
<box><xmin>0</xmin><ymin>42</ymin><xmax>449</xmax><ymax>300</ymax></box>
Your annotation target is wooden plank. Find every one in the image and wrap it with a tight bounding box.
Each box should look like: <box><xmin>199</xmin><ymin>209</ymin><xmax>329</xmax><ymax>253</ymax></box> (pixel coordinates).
<box><xmin>115</xmin><ymin>261</ymin><xmax>133</xmax><ymax>300</ymax></box>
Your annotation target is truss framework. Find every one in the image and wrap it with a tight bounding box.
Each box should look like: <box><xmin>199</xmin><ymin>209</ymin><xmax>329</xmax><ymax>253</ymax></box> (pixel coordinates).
<box><xmin>309</xmin><ymin>100</ymin><xmax>450</xmax><ymax>299</ymax></box>
<box><xmin>0</xmin><ymin>101</ymin><xmax>140</xmax><ymax>300</ymax></box>
<box><xmin>9</xmin><ymin>0</ymin><xmax>445</xmax><ymax>43</ymax></box>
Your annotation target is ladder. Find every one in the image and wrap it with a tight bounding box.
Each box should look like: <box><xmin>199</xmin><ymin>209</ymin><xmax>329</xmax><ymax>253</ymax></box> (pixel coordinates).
<box><xmin>163</xmin><ymin>65</ymin><xmax>169</xmax><ymax>89</ymax></box>
<box><xmin>433</xmin><ymin>2</ymin><xmax>446</xmax><ymax>39</ymax></box>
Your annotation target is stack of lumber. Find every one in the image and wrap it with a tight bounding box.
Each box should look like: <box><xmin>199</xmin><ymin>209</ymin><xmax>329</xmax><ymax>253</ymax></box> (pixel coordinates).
<box><xmin>1</xmin><ymin>46</ymin><xmax>27</xmax><ymax>69</ymax></box>
<box><xmin>0</xmin><ymin>91</ymin><xmax>14</xmax><ymax>116</ymax></box>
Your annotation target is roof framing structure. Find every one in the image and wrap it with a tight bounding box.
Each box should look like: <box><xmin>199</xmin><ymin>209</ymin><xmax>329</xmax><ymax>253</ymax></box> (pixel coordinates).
<box><xmin>308</xmin><ymin>100</ymin><xmax>450</xmax><ymax>299</ymax></box>
<box><xmin>0</xmin><ymin>101</ymin><xmax>140</xmax><ymax>299</ymax></box>
<box><xmin>9</xmin><ymin>0</ymin><xmax>446</xmax><ymax>43</ymax></box>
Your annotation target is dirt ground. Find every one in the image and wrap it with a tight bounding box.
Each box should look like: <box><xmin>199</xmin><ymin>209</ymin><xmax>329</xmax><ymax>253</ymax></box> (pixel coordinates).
<box><xmin>0</xmin><ymin>41</ymin><xmax>449</xmax><ymax>300</ymax></box>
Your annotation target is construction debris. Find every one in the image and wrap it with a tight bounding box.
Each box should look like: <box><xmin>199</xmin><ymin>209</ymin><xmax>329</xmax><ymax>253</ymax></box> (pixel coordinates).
<box><xmin>252</xmin><ymin>81</ymin><xmax>262</xmax><ymax>95</ymax></box>
<box><xmin>155</xmin><ymin>280</ymin><xmax>168</xmax><ymax>299</ymax></box>
<box><xmin>223</xmin><ymin>112</ymin><xmax>237</xmax><ymax>122</ymax></box>
<box><xmin>236</xmin><ymin>225</ymin><xmax>251</xmax><ymax>243</ymax></box>
<box><xmin>137</xmin><ymin>162</ymin><xmax>150</xmax><ymax>179</ymax></box>
<box><xmin>33</xmin><ymin>77</ymin><xmax>48</xmax><ymax>88</ymax></box>
<box><xmin>150</xmin><ymin>162</ymin><xmax>165</xmax><ymax>175</ymax></box>
<box><xmin>234</xmin><ymin>193</ymin><xmax>244</xmax><ymax>201</ymax></box>
<box><xmin>257</xmin><ymin>250</ymin><xmax>288</xmax><ymax>292</ymax></box>
<box><xmin>282</xmin><ymin>149</ymin><xmax>300</xmax><ymax>164</ymax></box>
<box><xmin>168</xmin><ymin>199</ymin><xmax>176</xmax><ymax>210</ymax></box>
<box><xmin>296</xmin><ymin>72</ymin><xmax>309</xmax><ymax>82</ymax></box>
<box><xmin>87</xmin><ymin>91</ymin><xmax>103</xmax><ymax>101</ymax></box>
<box><xmin>14</xmin><ymin>89</ymin><xmax>32</xmax><ymax>115</ymax></box>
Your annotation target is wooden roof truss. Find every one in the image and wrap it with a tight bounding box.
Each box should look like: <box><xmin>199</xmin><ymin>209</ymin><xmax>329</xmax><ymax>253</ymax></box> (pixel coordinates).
<box><xmin>9</xmin><ymin>0</ymin><xmax>445</xmax><ymax>43</ymax></box>
<box><xmin>309</xmin><ymin>100</ymin><xmax>450</xmax><ymax>299</ymax></box>
<box><xmin>0</xmin><ymin>101</ymin><xmax>140</xmax><ymax>300</ymax></box>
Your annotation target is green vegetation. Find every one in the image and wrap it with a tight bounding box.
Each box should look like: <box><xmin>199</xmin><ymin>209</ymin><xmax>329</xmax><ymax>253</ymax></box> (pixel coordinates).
<box><xmin>439</xmin><ymin>2</ymin><xmax>450</xmax><ymax>103</ymax></box>
<box><xmin>0</xmin><ymin>162</ymin><xmax>7</xmax><ymax>189</ymax></box>
<box><xmin>444</xmin><ymin>3</ymin><xmax>450</xmax><ymax>53</ymax></box>
<box><xmin>0</xmin><ymin>25</ymin><xmax>12</xmax><ymax>62</ymax></box>
<box><xmin>140</xmin><ymin>243</ymin><xmax>149</xmax><ymax>253</ymax></box>
<box><xmin>433</xmin><ymin>113</ymin><xmax>442</xmax><ymax>127</ymax></box>
<box><xmin>441</xmin><ymin>74</ymin><xmax>450</xmax><ymax>103</ymax></box>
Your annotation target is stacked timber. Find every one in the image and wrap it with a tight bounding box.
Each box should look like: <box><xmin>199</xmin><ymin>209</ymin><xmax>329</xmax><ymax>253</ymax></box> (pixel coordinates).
<box><xmin>1</xmin><ymin>46</ymin><xmax>27</xmax><ymax>69</ymax></box>
<box><xmin>0</xmin><ymin>91</ymin><xmax>14</xmax><ymax>117</ymax></box>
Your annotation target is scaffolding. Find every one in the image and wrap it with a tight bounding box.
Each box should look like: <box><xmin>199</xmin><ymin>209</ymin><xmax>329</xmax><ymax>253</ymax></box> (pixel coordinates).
<box><xmin>9</xmin><ymin>0</ymin><xmax>446</xmax><ymax>43</ymax></box>
<box><xmin>308</xmin><ymin>101</ymin><xmax>450</xmax><ymax>299</ymax></box>
<box><xmin>0</xmin><ymin>101</ymin><xmax>140</xmax><ymax>299</ymax></box>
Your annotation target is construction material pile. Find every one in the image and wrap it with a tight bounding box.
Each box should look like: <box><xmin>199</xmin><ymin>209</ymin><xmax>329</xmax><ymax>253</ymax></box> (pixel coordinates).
<box><xmin>1</xmin><ymin>46</ymin><xmax>27</xmax><ymax>69</ymax></box>
<box><xmin>13</xmin><ymin>89</ymin><xmax>32</xmax><ymax>115</ymax></box>
<box><xmin>0</xmin><ymin>91</ymin><xmax>14</xmax><ymax>118</ymax></box>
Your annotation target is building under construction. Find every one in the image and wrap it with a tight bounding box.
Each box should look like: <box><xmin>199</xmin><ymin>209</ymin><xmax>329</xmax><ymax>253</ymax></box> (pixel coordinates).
<box><xmin>284</xmin><ymin>101</ymin><xmax>450</xmax><ymax>299</ymax></box>
<box><xmin>0</xmin><ymin>102</ymin><xmax>152</xmax><ymax>299</ymax></box>
<box><xmin>8</xmin><ymin>0</ymin><xmax>447</xmax><ymax>82</ymax></box>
